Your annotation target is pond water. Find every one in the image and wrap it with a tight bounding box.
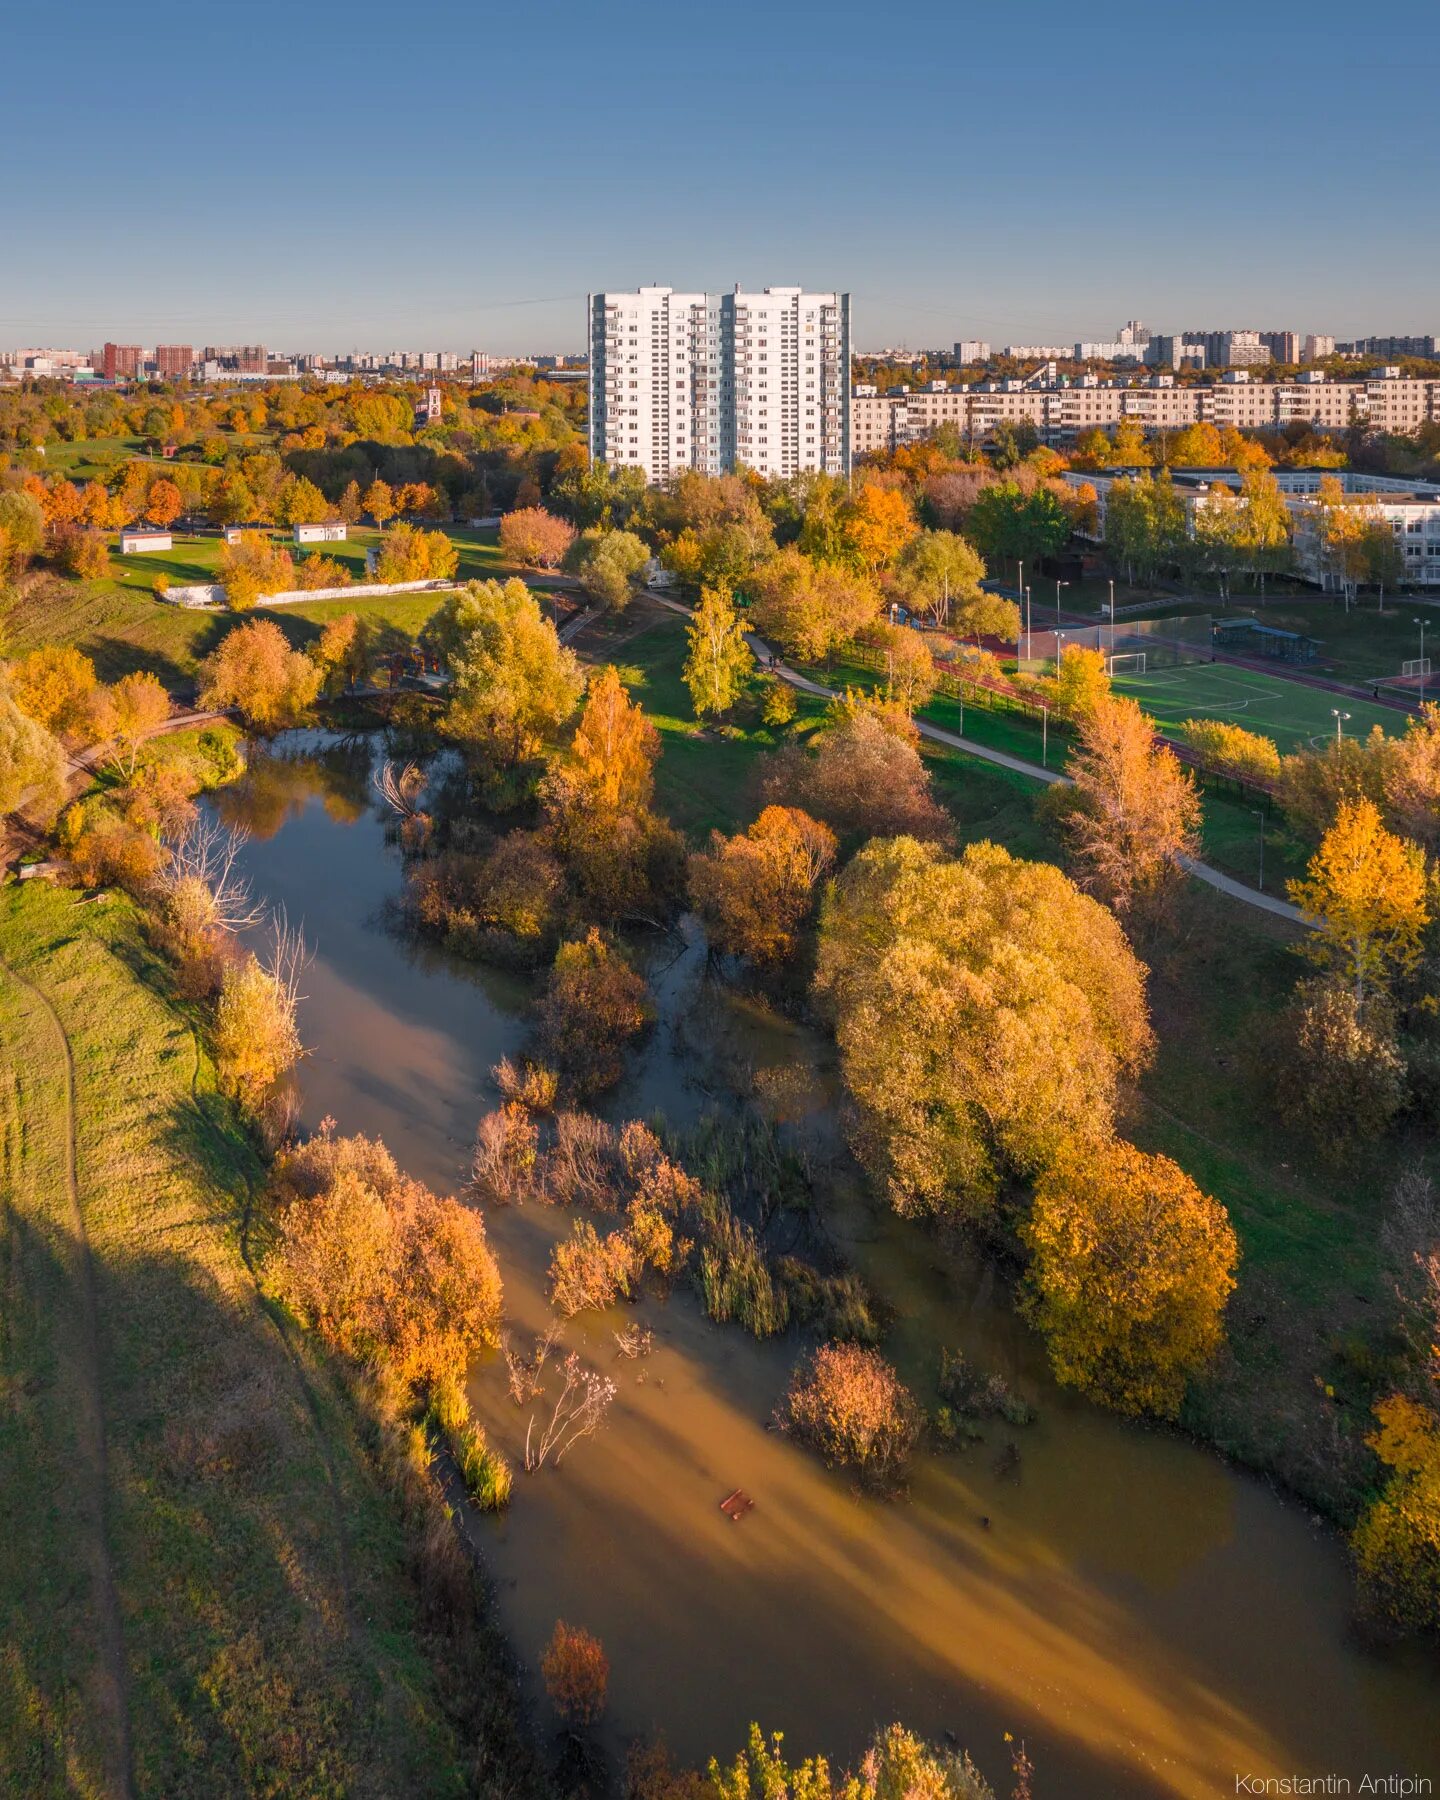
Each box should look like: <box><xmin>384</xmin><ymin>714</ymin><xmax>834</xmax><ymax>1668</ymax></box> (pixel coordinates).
<box><xmin>217</xmin><ymin>733</ymin><xmax>1440</xmax><ymax>1800</ymax></box>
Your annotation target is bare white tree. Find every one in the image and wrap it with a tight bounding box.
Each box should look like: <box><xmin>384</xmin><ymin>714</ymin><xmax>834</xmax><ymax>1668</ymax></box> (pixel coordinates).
<box><xmin>162</xmin><ymin>815</ymin><xmax>265</xmax><ymax>931</ymax></box>
<box><xmin>523</xmin><ymin>1353</ymin><xmax>617</xmax><ymax>1472</ymax></box>
<box><xmin>262</xmin><ymin>905</ymin><xmax>311</xmax><ymax>1015</ymax></box>
<box><xmin>373</xmin><ymin>759</ymin><xmax>426</xmax><ymax>819</ymax></box>
<box><xmin>503</xmin><ymin>1321</ymin><xmax>563</xmax><ymax>1406</ymax></box>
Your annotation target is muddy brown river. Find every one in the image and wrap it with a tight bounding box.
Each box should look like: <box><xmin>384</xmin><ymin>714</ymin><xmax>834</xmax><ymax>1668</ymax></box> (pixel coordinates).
<box><xmin>218</xmin><ymin>735</ymin><xmax>1440</xmax><ymax>1800</ymax></box>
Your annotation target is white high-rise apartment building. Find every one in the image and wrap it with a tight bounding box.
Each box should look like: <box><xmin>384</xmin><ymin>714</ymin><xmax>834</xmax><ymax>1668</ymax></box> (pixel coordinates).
<box><xmin>587</xmin><ymin>285</ymin><xmax>851</xmax><ymax>483</ymax></box>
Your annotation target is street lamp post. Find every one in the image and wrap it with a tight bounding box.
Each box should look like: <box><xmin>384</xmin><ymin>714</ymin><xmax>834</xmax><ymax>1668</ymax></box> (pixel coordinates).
<box><xmin>1331</xmin><ymin>708</ymin><xmax>1351</xmax><ymax>743</ymax></box>
<box><xmin>1056</xmin><ymin>578</ymin><xmax>1069</xmax><ymax>622</ymax></box>
<box><xmin>1250</xmin><ymin>807</ymin><xmax>1266</xmax><ymax>892</ymax></box>
<box><xmin>1042</xmin><ymin>704</ymin><xmax>1049</xmax><ymax>768</ymax></box>
<box><xmin>1025</xmin><ymin>585</ymin><xmax>1032</xmax><ymax>639</ymax></box>
<box><xmin>1415</xmin><ymin>616</ymin><xmax>1428</xmax><ymax>706</ymax></box>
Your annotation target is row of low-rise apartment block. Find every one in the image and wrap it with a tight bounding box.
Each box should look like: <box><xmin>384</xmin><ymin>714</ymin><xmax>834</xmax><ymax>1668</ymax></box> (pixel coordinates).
<box><xmin>1062</xmin><ymin>467</ymin><xmax>1440</xmax><ymax>591</ymax></box>
<box><xmin>588</xmin><ymin>286</ymin><xmax>851</xmax><ymax>482</ymax></box>
<box><xmin>851</xmin><ymin>369</ymin><xmax>1440</xmax><ymax>456</ymax></box>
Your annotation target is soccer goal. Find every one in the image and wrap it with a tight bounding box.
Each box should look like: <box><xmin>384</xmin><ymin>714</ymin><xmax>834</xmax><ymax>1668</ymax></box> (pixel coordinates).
<box><xmin>1108</xmin><ymin>651</ymin><xmax>1147</xmax><ymax>675</ymax></box>
<box><xmin>1403</xmin><ymin>657</ymin><xmax>1432</xmax><ymax>679</ymax></box>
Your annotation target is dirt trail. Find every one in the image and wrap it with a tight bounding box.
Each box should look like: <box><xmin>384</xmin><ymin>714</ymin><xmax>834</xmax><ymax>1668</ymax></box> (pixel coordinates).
<box><xmin>2</xmin><ymin>954</ymin><xmax>134</xmax><ymax>1797</ymax></box>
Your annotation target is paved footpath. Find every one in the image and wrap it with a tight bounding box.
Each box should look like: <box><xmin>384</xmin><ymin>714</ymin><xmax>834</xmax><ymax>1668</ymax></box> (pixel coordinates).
<box><xmin>643</xmin><ymin>590</ymin><xmax>1309</xmax><ymax>928</ymax></box>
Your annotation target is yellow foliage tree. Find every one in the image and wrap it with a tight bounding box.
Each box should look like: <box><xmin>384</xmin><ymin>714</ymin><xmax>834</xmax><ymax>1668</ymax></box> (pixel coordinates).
<box><xmin>8</xmin><ymin>645</ymin><xmax>99</xmax><ymax>738</ymax></box>
<box><xmin>841</xmin><ymin>483</ymin><xmax>918</xmax><ymax>573</ymax></box>
<box><xmin>1288</xmin><ymin>798</ymin><xmax>1429</xmax><ymax>1009</ymax></box>
<box><xmin>568</xmin><ymin>664</ymin><xmax>658</xmax><ymax>812</ymax></box>
<box><xmin>689</xmin><ymin>805</ymin><xmax>838</xmax><ymax>966</ymax></box>
<box><xmin>1049</xmin><ymin>644</ymin><xmax>1110</xmax><ymax>723</ymax></box>
<box><xmin>1022</xmin><ymin>1137</ymin><xmax>1238</xmax><ymax>1418</ymax></box>
<box><xmin>813</xmin><ymin>837</ymin><xmax>1153</xmax><ymax>1216</ymax></box>
<box><xmin>1352</xmin><ymin>1394</ymin><xmax>1440</xmax><ymax>1633</ymax></box>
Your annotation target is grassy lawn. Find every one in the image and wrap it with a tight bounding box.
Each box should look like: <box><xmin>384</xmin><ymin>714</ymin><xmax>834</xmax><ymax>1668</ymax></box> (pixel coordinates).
<box><xmin>0</xmin><ymin>883</ymin><xmax>516</xmax><ymax>1795</ymax></box>
<box><xmin>1112</xmin><ymin>660</ymin><xmax>1404</xmax><ymax>749</ymax></box>
<box><xmin>2</xmin><ymin>526</ymin><xmax>518</xmax><ymax>689</ymax></box>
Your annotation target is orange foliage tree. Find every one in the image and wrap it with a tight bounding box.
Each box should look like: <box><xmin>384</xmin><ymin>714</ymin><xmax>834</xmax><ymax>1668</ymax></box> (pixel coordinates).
<box><xmin>689</xmin><ymin>805</ymin><xmax>837</xmax><ymax>966</ymax></box>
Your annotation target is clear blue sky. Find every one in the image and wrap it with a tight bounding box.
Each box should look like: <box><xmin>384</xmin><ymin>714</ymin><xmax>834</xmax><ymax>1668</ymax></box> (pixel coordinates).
<box><xmin>6</xmin><ymin>0</ymin><xmax>1434</xmax><ymax>356</ymax></box>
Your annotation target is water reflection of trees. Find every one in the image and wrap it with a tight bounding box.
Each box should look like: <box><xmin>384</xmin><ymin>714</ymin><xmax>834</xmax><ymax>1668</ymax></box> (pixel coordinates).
<box><xmin>214</xmin><ymin>737</ymin><xmax>376</xmax><ymax>841</ymax></box>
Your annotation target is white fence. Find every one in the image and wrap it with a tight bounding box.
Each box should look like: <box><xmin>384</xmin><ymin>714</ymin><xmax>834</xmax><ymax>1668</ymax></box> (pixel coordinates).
<box><xmin>258</xmin><ymin>579</ymin><xmax>463</xmax><ymax>606</ymax></box>
<box><xmin>162</xmin><ymin>583</ymin><xmax>226</xmax><ymax>608</ymax></box>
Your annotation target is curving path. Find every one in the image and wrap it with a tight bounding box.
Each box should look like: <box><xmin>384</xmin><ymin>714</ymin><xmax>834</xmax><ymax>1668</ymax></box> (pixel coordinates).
<box><xmin>641</xmin><ymin>590</ymin><xmax>1309</xmax><ymax>927</ymax></box>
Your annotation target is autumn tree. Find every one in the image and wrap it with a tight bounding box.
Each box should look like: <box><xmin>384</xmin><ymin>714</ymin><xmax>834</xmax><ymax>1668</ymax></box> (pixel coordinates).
<box><xmin>0</xmin><ymin>491</ymin><xmax>46</xmax><ymax>575</ymax></box>
<box><xmin>1022</xmin><ymin>1138</ymin><xmax>1238</xmax><ymax>1418</ymax></box>
<box><xmin>277</xmin><ymin>474</ymin><xmax>331</xmax><ymax>527</ymax></box>
<box><xmin>1183</xmin><ymin>718</ymin><xmax>1282</xmax><ymax>786</ymax></box>
<box><xmin>1379</xmin><ymin>702</ymin><xmax>1440</xmax><ymax>850</ymax></box>
<box><xmin>499</xmin><ymin>505</ymin><xmax>576</xmax><ymax>570</ymax></box>
<box><xmin>311</xmin><ymin>612</ymin><xmax>371</xmax><ymax>694</ymax></box>
<box><xmin>363</xmin><ymin>479</ymin><xmax>396</xmax><ymax>527</ymax></box>
<box><xmin>813</xmin><ymin>837</ymin><xmax>1153</xmax><ymax>1216</ymax></box>
<box><xmin>0</xmin><ymin>682</ymin><xmax>66</xmax><ymax>818</ymax></box>
<box><xmin>214</xmin><ymin>943</ymin><xmax>304</xmax><ymax>1116</ymax></box>
<box><xmin>437</xmin><ymin>578</ymin><xmax>584</xmax><ymax>768</ymax></box>
<box><xmin>684</xmin><ymin>584</ymin><xmax>754</xmax><ymax>719</ymax></box>
<box><xmin>781</xmin><ymin>1343</ymin><xmax>921</xmax><ymax>1489</ymax></box>
<box><xmin>374</xmin><ymin>523</ymin><xmax>458</xmax><ymax>583</ymax></box>
<box><xmin>144</xmin><ymin>477</ymin><xmax>183</xmax><ymax>528</ymax></box>
<box><xmin>1060</xmin><ymin>693</ymin><xmax>1202</xmax><ymax>914</ymax></box>
<box><xmin>336</xmin><ymin>479</ymin><xmax>363</xmax><ymax>524</ymax></box>
<box><xmin>199</xmin><ymin>618</ymin><xmax>322</xmax><ymax>730</ymax></box>
<box><xmin>220</xmin><ymin>530</ymin><xmax>295</xmax><ymax>609</ymax></box>
<box><xmin>689</xmin><ymin>805</ymin><xmax>837</xmax><ymax>967</ymax></box>
<box><xmin>748</xmin><ymin>547</ymin><xmax>880</xmax><ymax>663</ymax></box>
<box><xmin>565</xmin><ymin>526</ymin><xmax>650</xmax><ymax>610</ymax></box>
<box><xmin>839</xmin><ymin>483</ymin><xmax>918</xmax><ymax>574</ymax></box>
<box><xmin>1288</xmin><ymin>798</ymin><xmax>1429</xmax><ymax>1010</ymax></box>
<box><xmin>536</xmin><ymin>929</ymin><xmax>653</xmax><ymax>1095</ymax></box>
<box><xmin>758</xmin><ymin>702</ymin><xmax>947</xmax><ymax>846</ymax></box>
<box><xmin>8</xmin><ymin>645</ymin><xmax>100</xmax><ymax>738</ymax></box>
<box><xmin>567</xmin><ymin>665</ymin><xmax>658</xmax><ymax>812</ymax></box>
<box><xmin>101</xmin><ymin>670</ymin><xmax>171</xmax><ymax>778</ymax></box>
<box><xmin>1352</xmin><ymin>1394</ymin><xmax>1440</xmax><ymax>1633</ymax></box>
<box><xmin>266</xmin><ymin>1125</ymin><xmax>503</xmax><ymax>1389</ymax></box>
<box><xmin>888</xmin><ymin>529</ymin><xmax>987</xmax><ymax>628</ymax></box>
<box><xmin>1271</xmin><ymin>978</ymin><xmax>1408</xmax><ymax>1156</ymax></box>
<box><xmin>541</xmin><ymin>1622</ymin><xmax>608</xmax><ymax>1726</ymax></box>
<box><xmin>864</xmin><ymin>621</ymin><xmax>936</xmax><ymax>714</ymax></box>
<box><xmin>1049</xmin><ymin>644</ymin><xmax>1111</xmax><ymax>723</ymax></box>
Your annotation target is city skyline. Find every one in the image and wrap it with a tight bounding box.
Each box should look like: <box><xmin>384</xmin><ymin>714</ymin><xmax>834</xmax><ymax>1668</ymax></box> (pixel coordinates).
<box><xmin>7</xmin><ymin>0</ymin><xmax>1437</xmax><ymax>354</ymax></box>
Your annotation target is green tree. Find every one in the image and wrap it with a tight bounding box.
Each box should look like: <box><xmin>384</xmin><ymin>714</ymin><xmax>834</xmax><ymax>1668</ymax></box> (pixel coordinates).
<box><xmin>436</xmin><ymin>578</ymin><xmax>584</xmax><ymax>768</ymax></box>
<box><xmin>888</xmin><ymin>529</ymin><xmax>987</xmax><ymax>628</ymax></box>
<box><xmin>565</xmin><ymin>527</ymin><xmax>650</xmax><ymax>611</ymax></box>
<box><xmin>965</xmin><ymin>482</ymin><xmax>1070</xmax><ymax>577</ymax></box>
<box><xmin>813</xmin><ymin>836</ymin><xmax>1153</xmax><ymax>1216</ymax></box>
<box><xmin>684</xmin><ymin>585</ymin><xmax>755</xmax><ymax>719</ymax></box>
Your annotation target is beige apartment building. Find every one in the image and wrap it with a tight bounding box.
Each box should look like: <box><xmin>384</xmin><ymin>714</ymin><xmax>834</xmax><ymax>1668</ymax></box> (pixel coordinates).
<box><xmin>851</xmin><ymin>368</ymin><xmax>1440</xmax><ymax>456</ymax></box>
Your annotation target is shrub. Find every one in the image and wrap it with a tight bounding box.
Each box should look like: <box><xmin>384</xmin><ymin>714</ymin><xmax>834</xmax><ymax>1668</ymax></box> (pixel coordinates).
<box><xmin>470</xmin><ymin>1103</ymin><xmax>540</xmax><ymax>1205</ymax></box>
<box><xmin>697</xmin><ymin>1208</ymin><xmax>789</xmax><ymax>1337</ymax></box>
<box><xmin>493</xmin><ymin>1057</ymin><xmax>559</xmax><ymax>1114</ymax></box>
<box><xmin>214</xmin><ymin>951</ymin><xmax>303</xmax><ymax>1115</ymax></box>
<box><xmin>541</xmin><ymin>1621</ymin><xmax>608</xmax><ymax>1726</ymax></box>
<box><xmin>548</xmin><ymin>1219</ymin><xmax>637</xmax><ymax>1316</ymax></box>
<box><xmin>779</xmin><ymin>1343</ymin><xmax>920</xmax><ymax>1488</ymax></box>
<box><xmin>1271</xmin><ymin>978</ymin><xmax>1408</xmax><ymax>1156</ymax></box>
<box><xmin>536</xmin><ymin>929</ymin><xmax>653</xmax><ymax>1095</ymax></box>
<box><xmin>543</xmin><ymin>1111</ymin><xmax>622</xmax><ymax>1209</ymax></box>
<box><xmin>267</xmin><ymin>1127</ymin><xmax>503</xmax><ymax>1390</ymax></box>
<box><xmin>777</xmin><ymin>1260</ymin><xmax>882</xmax><ymax>1345</ymax></box>
<box><xmin>1183</xmin><ymin>718</ymin><xmax>1282</xmax><ymax>786</ymax></box>
<box><xmin>937</xmin><ymin>1347</ymin><xmax>1034</xmax><ymax>1427</ymax></box>
<box><xmin>762</xmin><ymin>679</ymin><xmax>797</xmax><ymax>728</ymax></box>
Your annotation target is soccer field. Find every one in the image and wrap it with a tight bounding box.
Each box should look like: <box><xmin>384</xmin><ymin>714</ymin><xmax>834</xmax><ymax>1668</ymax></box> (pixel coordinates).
<box><xmin>1111</xmin><ymin>661</ymin><xmax>1405</xmax><ymax>752</ymax></box>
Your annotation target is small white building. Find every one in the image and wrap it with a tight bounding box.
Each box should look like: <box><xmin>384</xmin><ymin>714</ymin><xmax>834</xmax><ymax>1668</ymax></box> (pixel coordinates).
<box><xmin>119</xmin><ymin>528</ymin><xmax>173</xmax><ymax>553</ymax></box>
<box><xmin>293</xmin><ymin>522</ymin><xmax>347</xmax><ymax>544</ymax></box>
